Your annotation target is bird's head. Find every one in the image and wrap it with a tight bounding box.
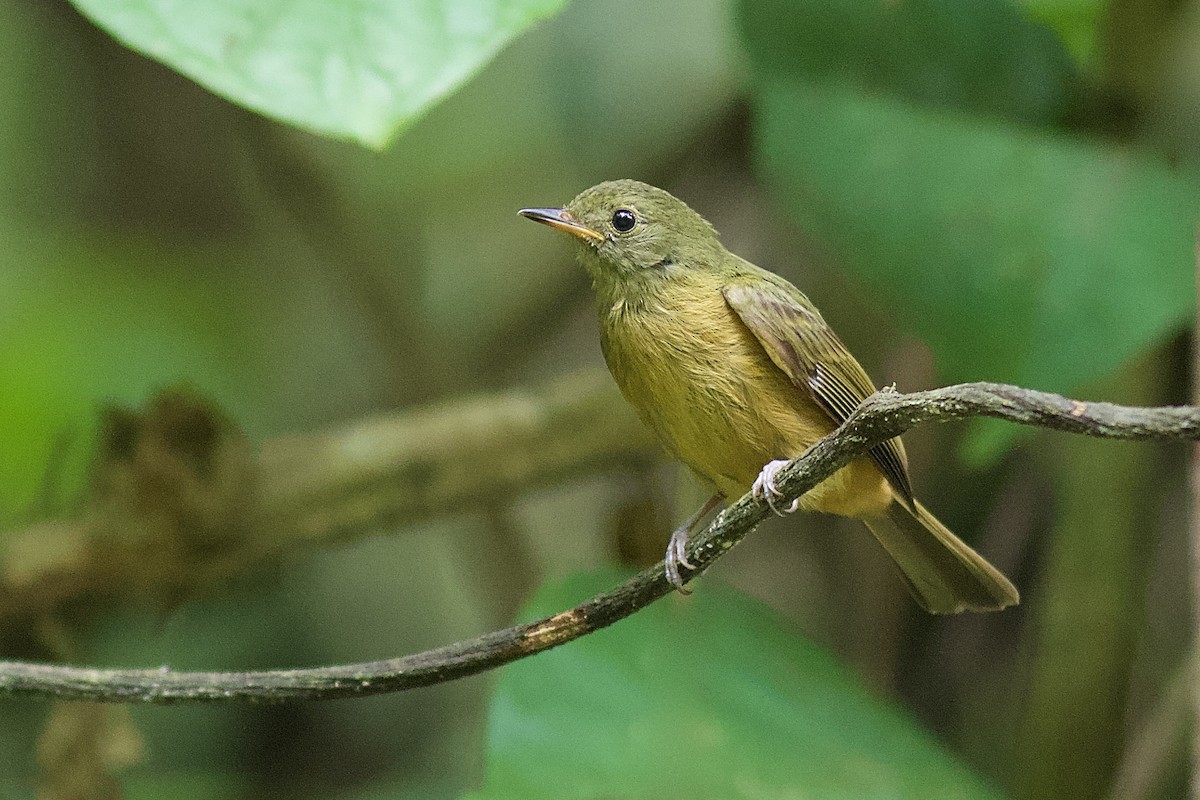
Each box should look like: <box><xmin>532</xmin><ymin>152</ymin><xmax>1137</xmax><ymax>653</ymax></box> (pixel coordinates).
<box><xmin>520</xmin><ymin>180</ymin><xmax>723</xmax><ymax>290</ymax></box>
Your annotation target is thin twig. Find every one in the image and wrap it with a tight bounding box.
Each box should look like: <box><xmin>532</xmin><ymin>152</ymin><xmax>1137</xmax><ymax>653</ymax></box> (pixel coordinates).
<box><xmin>0</xmin><ymin>382</ymin><xmax>1196</xmax><ymax>704</ymax></box>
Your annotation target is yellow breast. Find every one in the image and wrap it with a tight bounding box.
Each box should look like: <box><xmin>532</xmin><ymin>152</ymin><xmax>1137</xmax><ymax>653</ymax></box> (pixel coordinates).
<box><xmin>598</xmin><ymin>277</ymin><xmax>892</xmax><ymax>518</ymax></box>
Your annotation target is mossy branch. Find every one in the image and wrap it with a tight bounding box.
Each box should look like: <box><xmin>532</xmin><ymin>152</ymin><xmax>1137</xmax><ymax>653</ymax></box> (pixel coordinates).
<box><xmin>1</xmin><ymin>381</ymin><xmax>1196</xmax><ymax>704</ymax></box>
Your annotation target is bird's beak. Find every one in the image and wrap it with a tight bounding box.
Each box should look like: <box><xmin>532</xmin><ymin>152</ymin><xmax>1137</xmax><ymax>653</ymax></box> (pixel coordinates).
<box><xmin>518</xmin><ymin>207</ymin><xmax>605</xmax><ymax>243</ymax></box>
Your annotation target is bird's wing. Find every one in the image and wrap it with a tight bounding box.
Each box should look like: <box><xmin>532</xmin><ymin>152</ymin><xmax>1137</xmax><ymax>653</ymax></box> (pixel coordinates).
<box><xmin>723</xmin><ymin>272</ymin><xmax>914</xmax><ymax>506</ymax></box>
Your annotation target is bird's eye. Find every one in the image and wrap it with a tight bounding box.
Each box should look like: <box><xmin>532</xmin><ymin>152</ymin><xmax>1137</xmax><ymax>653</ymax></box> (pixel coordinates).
<box><xmin>611</xmin><ymin>209</ymin><xmax>636</xmax><ymax>233</ymax></box>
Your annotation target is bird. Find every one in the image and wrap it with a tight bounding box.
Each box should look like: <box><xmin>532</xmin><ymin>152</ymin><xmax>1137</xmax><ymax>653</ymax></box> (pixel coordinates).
<box><xmin>519</xmin><ymin>179</ymin><xmax>1018</xmax><ymax>613</ymax></box>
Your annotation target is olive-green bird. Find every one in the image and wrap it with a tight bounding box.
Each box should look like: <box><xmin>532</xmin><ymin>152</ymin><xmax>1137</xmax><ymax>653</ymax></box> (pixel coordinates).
<box><xmin>520</xmin><ymin>180</ymin><xmax>1018</xmax><ymax>613</ymax></box>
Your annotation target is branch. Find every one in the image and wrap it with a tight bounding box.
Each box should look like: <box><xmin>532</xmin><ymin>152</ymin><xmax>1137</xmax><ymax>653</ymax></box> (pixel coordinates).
<box><xmin>1</xmin><ymin>381</ymin><xmax>1196</xmax><ymax>704</ymax></box>
<box><xmin>0</xmin><ymin>369</ymin><xmax>653</xmax><ymax>628</ymax></box>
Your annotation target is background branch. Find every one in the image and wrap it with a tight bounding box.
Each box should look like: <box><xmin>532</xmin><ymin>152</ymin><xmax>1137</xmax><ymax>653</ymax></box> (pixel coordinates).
<box><xmin>2</xmin><ymin>381</ymin><xmax>1197</xmax><ymax>704</ymax></box>
<box><xmin>0</xmin><ymin>370</ymin><xmax>654</xmax><ymax>630</ymax></box>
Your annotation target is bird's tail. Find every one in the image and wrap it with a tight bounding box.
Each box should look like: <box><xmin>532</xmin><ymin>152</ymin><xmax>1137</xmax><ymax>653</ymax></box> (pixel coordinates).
<box><xmin>863</xmin><ymin>501</ymin><xmax>1019</xmax><ymax>614</ymax></box>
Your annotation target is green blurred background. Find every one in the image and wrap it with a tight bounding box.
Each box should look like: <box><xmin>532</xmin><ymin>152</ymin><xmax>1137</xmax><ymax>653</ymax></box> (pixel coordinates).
<box><xmin>0</xmin><ymin>0</ymin><xmax>1196</xmax><ymax>798</ymax></box>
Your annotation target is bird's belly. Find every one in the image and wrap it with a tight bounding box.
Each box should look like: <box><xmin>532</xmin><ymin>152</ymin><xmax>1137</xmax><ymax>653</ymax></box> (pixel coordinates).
<box><xmin>602</xmin><ymin>302</ymin><xmax>892</xmax><ymax>518</ymax></box>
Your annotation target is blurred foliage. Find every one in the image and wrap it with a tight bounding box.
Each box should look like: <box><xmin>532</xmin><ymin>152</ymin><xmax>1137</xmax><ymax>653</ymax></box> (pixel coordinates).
<box><xmin>0</xmin><ymin>233</ymin><xmax>266</xmax><ymax>517</ymax></box>
<box><xmin>68</xmin><ymin>0</ymin><xmax>572</xmax><ymax>147</ymax></box>
<box><xmin>1018</xmin><ymin>0</ymin><xmax>1107</xmax><ymax>65</ymax></box>
<box><xmin>742</xmin><ymin>0</ymin><xmax>1195</xmax><ymax>461</ymax></box>
<box><xmin>743</xmin><ymin>0</ymin><xmax>1080</xmax><ymax>124</ymax></box>
<box><xmin>469</xmin><ymin>570</ymin><xmax>1001</xmax><ymax>800</ymax></box>
<box><xmin>0</xmin><ymin>0</ymin><xmax>1195</xmax><ymax>798</ymax></box>
<box><xmin>756</xmin><ymin>82</ymin><xmax>1195</xmax><ymax>461</ymax></box>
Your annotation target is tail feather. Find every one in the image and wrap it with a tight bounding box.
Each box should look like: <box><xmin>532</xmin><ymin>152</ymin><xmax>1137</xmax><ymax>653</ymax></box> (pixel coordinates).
<box><xmin>863</xmin><ymin>501</ymin><xmax>1018</xmax><ymax>614</ymax></box>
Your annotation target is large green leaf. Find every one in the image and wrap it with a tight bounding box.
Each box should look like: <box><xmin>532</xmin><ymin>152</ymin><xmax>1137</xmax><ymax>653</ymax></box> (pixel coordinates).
<box><xmin>67</xmin><ymin>0</ymin><xmax>571</xmax><ymax>148</ymax></box>
<box><xmin>754</xmin><ymin>83</ymin><xmax>1196</xmax><ymax>460</ymax></box>
<box><xmin>468</xmin><ymin>570</ymin><xmax>1001</xmax><ymax>799</ymax></box>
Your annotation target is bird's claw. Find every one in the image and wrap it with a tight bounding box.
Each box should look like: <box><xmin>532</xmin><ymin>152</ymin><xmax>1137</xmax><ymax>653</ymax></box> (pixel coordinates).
<box><xmin>661</xmin><ymin>494</ymin><xmax>724</xmax><ymax>594</ymax></box>
<box><xmin>665</xmin><ymin>526</ymin><xmax>696</xmax><ymax>594</ymax></box>
<box><xmin>752</xmin><ymin>459</ymin><xmax>800</xmax><ymax>516</ymax></box>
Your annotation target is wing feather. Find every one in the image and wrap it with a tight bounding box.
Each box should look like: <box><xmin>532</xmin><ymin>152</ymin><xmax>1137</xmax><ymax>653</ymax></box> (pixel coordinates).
<box><xmin>723</xmin><ymin>274</ymin><xmax>914</xmax><ymax>506</ymax></box>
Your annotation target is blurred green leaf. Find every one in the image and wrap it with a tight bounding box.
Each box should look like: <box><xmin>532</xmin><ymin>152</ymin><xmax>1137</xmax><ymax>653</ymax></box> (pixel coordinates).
<box><xmin>741</xmin><ymin>0</ymin><xmax>1195</xmax><ymax>461</ymax></box>
<box><xmin>1016</xmin><ymin>0</ymin><xmax>1105</xmax><ymax>65</ymax></box>
<box><xmin>67</xmin><ymin>0</ymin><xmax>572</xmax><ymax>148</ymax></box>
<box><xmin>753</xmin><ymin>83</ymin><xmax>1195</xmax><ymax>462</ymax></box>
<box><xmin>468</xmin><ymin>570</ymin><xmax>1001</xmax><ymax>800</ymax></box>
<box><xmin>124</xmin><ymin>771</ymin><xmax>249</xmax><ymax>800</ymax></box>
<box><xmin>740</xmin><ymin>0</ymin><xmax>1078</xmax><ymax>125</ymax></box>
<box><xmin>0</xmin><ymin>228</ymin><xmax>264</xmax><ymax>519</ymax></box>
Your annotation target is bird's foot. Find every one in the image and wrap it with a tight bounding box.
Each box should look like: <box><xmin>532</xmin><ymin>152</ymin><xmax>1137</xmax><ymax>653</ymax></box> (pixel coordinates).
<box><xmin>752</xmin><ymin>459</ymin><xmax>800</xmax><ymax>516</ymax></box>
<box><xmin>665</xmin><ymin>524</ymin><xmax>696</xmax><ymax>594</ymax></box>
<box><xmin>662</xmin><ymin>493</ymin><xmax>724</xmax><ymax>593</ymax></box>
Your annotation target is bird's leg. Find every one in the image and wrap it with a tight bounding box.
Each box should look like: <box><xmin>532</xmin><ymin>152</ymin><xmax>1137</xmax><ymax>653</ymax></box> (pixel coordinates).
<box><xmin>752</xmin><ymin>458</ymin><xmax>800</xmax><ymax>516</ymax></box>
<box><xmin>665</xmin><ymin>493</ymin><xmax>725</xmax><ymax>593</ymax></box>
